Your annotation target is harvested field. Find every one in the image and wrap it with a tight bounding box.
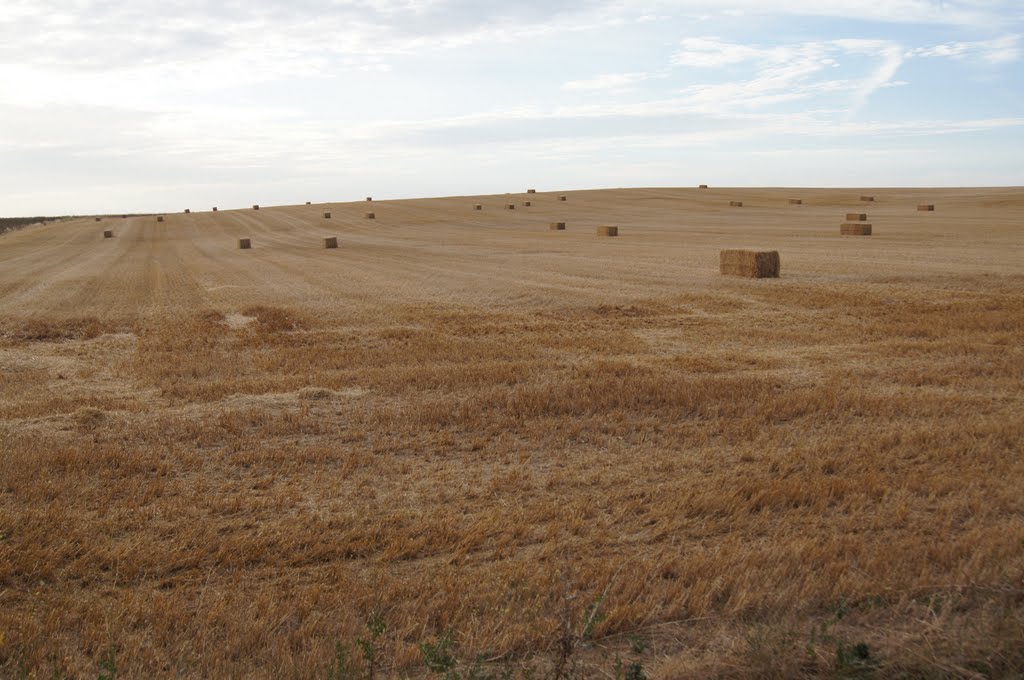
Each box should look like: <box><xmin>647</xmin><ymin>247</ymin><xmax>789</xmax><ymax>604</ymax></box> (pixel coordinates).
<box><xmin>1</xmin><ymin>187</ymin><xmax>1022</xmax><ymax>679</ymax></box>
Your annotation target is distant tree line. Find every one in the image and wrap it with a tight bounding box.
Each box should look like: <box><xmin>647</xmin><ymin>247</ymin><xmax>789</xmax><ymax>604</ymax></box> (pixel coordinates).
<box><xmin>0</xmin><ymin>216</ymin><xmax>66</xmax><ymax>234</ymax></box>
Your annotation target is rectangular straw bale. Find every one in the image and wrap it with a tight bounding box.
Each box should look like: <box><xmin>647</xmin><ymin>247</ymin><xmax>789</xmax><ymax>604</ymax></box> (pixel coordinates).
<box><xmin>366</xmin><ymin>197</ymin><xmax>372</xmax><ymax>202</ymax></box>
<box><xmin>699</xmin><ymin>184</ymin><xmax>708</xmax><ymax>189</ymax></box>
<box><xmin>157</xmin><ymin>216</ymin><xmax>164</xmax><ymax>222</ymax></box>
<box><xmin>253</xmin><ymin>204</ymin><xmax>260</xmax><ymax>210</ymax></box>
<box><xmin>789</xmin><ymin>199</ymin><xmax>803</xmax><ymax>205</ymax></box>
<box><xmin>95</xmin><ymin>217</ymin><xmax>101</xmax><ymax>222</ymax></box>
<box><xmin>212</xmin><ymin>207</ymin><xmax>218</xmax><ymax>212</ymax></box>
<box><xmin>840</xmin><ymin>223</ymin><xmax>872</xmax><ymax>235</ymax></box>
<box><xmin>720</xmin><ymin>249</ymin><xmax>780</xmax><ymax>278</ymax></box>
<box><xmin>506</xmin><ymin>204</ymin><xmax>515</xmax><ymax>210</ymax></box>
<box><xmin>846</xmin><ymin>213</ymin><xmax>867</xmax><ymax>221</ymax></box>
<box><xmin>527</xmin><ymin>189</ymin><xmax>536</xmax><ymax>194</ymax></box>
<box><xmin>103</xmin><ymin>230</ymin><xmax>113</xmax><ymax>238</ymax></box>
<box><xmin>323</xmin><ymin>236</ymin><xmax>338</xmax><ymax>249</ymax></box>
<box><xmin>549</xmin><ymin>222</ymin><xmax>566</xmax><ymax>230</ymax></box>
<box><xmin>185</xmin><ymin>209</ymin><xmax>190</xmax><ymax>213</ymax></box>
<box><xmin>597</xmin><ymin>225</ymin><xmax>618</xmax><ymax>237</ymax></box>
<box><xmin>239</xmin><ymin>238</ymin><xmax>251</xmax><ymax>249</ymax></box>
<box><xmin>306</xmin><ymin>201</ymin><xmax>311</xmax><ymax>205</ymax></box>
<box><xmin>917</xmin><ymin>204</ymin><xmax>935</xmax><ymax>211</ymax></box>
<box><xmin>860</xmin><ymin>196</ymin><xmax>874</xmax><ymax>201</ymax></box>
<box><xmin>558</xmin><ymin>195</ymin><xmax>567</xmax><ymax>201</ymax></box>
<box><xmin>524</xmin><ymin>201</ymin><xmax>532</xmax><ymax>207</ymax></box>
<box><xmin>365</xmin><ymin>212</ymin><xmax>375</xmax><ymax>219</ymax></box>
<box><xmin>324</xmin><ymin>212</ymin><xmax>331</xmax><ymax>218</ymax></box>
<box><xmin>474</xmin><ymin>204</ymin><xmax>483</xmax><ymax>210</ymax></box>
<box><xmin>730</xmin><ymin>201</ymin><xmax>743</xmax><ymax>207</ymax></box>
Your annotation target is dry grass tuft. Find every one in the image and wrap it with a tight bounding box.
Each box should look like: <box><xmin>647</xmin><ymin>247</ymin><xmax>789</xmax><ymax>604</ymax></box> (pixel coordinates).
<box><xmin>73</xmin><ymin>406</ymin><xmax>106</xmax><ymax>430</ymax></box>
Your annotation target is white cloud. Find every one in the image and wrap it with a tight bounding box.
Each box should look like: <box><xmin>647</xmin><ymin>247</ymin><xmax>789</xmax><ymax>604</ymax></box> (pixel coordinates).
<box><xmin>913</xmin><ymin>35</ymin><xmax>1021</xmax><ymax>63</ymax></box>
<box><xmin>561</xmin><ymin>72</ymin><xmax>658</xmax><ymax>92</ymax></box>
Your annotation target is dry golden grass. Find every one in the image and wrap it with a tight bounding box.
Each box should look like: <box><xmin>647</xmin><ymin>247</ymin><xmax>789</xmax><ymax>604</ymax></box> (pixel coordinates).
<box><xmin>0</xmin><ymin>187</ymin><xmax>1022</xmax><ymax>678</ymax></box>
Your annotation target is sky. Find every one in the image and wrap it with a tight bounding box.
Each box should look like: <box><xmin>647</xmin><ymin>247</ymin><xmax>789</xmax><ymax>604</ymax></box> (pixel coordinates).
<box><xmin>1</xmin><ymin>0</ymin><xmax>1022</xmax><ymax>215</ymax></box>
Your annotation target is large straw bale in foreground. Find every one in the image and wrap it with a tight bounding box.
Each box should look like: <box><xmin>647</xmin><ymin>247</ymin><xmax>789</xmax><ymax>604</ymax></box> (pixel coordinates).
<box><xmin>720</xmin><ymin>249</ymin><xmax>780</xmax><ymax>278</ymax></box>
<box><xmin>840</xmin><ymin>223</ymin><xmax>872</xmax><ymax>235</ymax></box>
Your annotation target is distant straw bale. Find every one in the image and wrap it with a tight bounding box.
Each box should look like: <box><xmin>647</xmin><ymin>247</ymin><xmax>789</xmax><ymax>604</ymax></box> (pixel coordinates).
<box><xmin>720</xmin><ymin>249</ymin><xmax>780</xmax><ymax>278</ymax></box>
<box><xmin>306</xmin><ymin>201</ymin><xmax>311</xmax><ymax>205</ymax></box>
<box><xmin>730</xmin><ymin>201</ymin><xmax>743</xmax><ymax>207</ymax></box>
<box><xmin>366</xmin><ymin>197</ymin><xmax>373</xmax><ymax>202</ymax></box>
<box><xmin>323</xmin><ymin>212</ymin><xmax>331</xmax><ymax>219</ymax></box>
<box><xmin>157</xmin><ymin>216</ymin><xmax>164</xmax><ymax>222</ymax></box>
<box><xmin>212</xmin><ymin>207</ymin><xmax>218</xmax><ymax>212</ymax></box>
<box><xmin>253</xmin><ymin>204</ymin><xmax>260</xmax><ymax>210</ymax></box>
<box><xmin>474</xmin><ymin>204</ymin><xmax>483</xmax><ymax>211</ymax></box>
<box><xmin>239</xmin><ymin>238</ymin><xmax>252</xmax><ymax>249</ymax></box>
<box><xmin>103</xmin><ymin>230</ymin><xmax>113</xmax><ymax>238</ymax></box>
<box><xmin>789</xmin><ymin>199</ymin><xmax>803</xmax><ymax>205</ymax></box>
<box><xmin>527</xmin><ymin>189</ymin><xmax>536</xmax><ymax>194</ymax></box>
<box><xmin>597</xmin><ymin>226</ymin><xmax>618</xmax><ymax>237</ymax></box>
<box><xmin>860</xmin><ymin>196</ymin><xmax>874</xmax><ymax>202</ymax></box>
<box><xmin>506</xmin><ymin>204</ymin><xmax>515</xmax><ymax>210</ymax></box>
<box><xmin>524</xmin><ymin>201</ymin><xmax>532</xmax><ymax>207</ymax></box>
<box><xmin>184</xmin><ymin>209</ymin><xmax>190</xmax><ymax>213</ymax></box>
<box><xmin>840</xmin><ymin>223</ymin><xmax>872</xmax><ymax>236</ymax></box>
<box><xmin>549</xmin><ymin>222</ymin><xmax>566</xmax><ymax>230</ymax></box>
<box><xmin>323</xmin><ymin>236</ymin><xmax>338</xmax><ymax>249</ymax></box>
<box><xmin>558</xmin><ymin>195</ymin><xmax>567</xmax><ymax>201</ymax></box>
<box><xmin>699</xmin><ymin>184</ymin><xmax>708</xmax><ymax>189</ymax></box>
<box><xmin>94</xmin><ymin>217</ymin><xmax>101</xmax><ymax>222</ymax></box>
<box><xmin>846</xmin><ymin>213</ymin><xmax>867</xmax><ymax>221</ymax></box>
<box><xmin>365</xmin><ymin>212</ymin><xmax>375</xmax><ymax>219</ymax></box>
<box><xmin>917</xmin><ymin>204</ymin><xmax>935</xmax><ymax>211</ymax></box>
